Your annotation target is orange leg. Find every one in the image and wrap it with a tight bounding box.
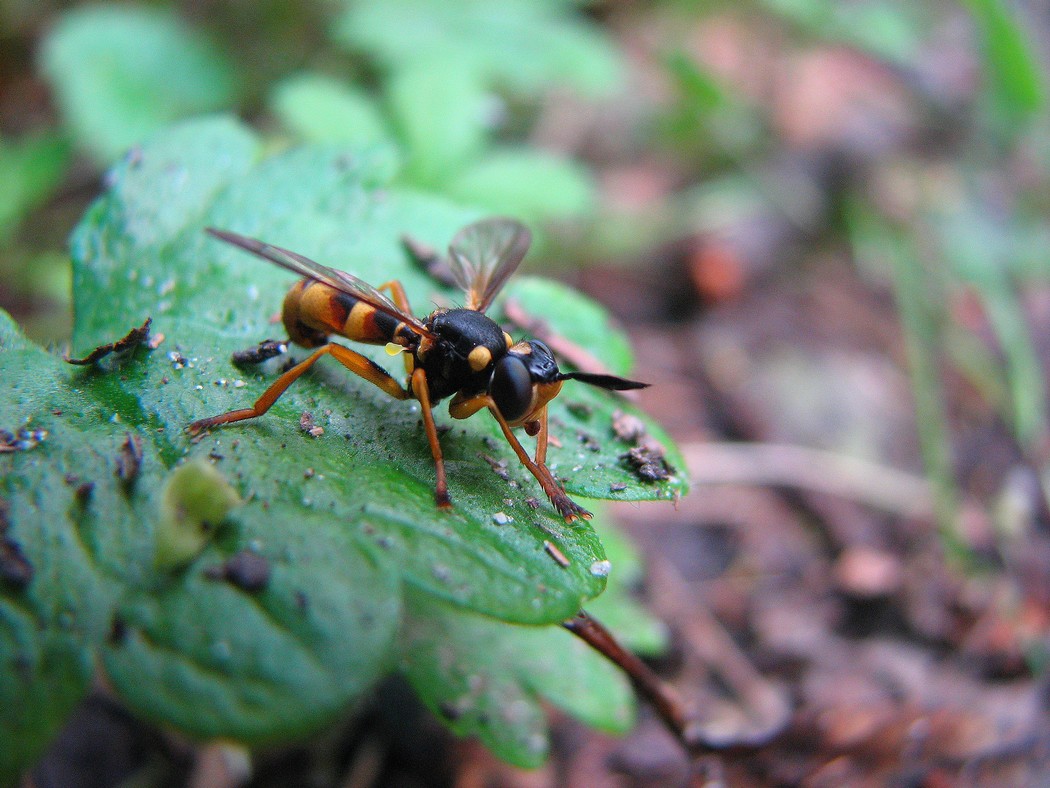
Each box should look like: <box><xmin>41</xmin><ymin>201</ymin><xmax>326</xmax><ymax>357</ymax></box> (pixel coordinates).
<box><xmin>188</xmin><ymin>343</ymin><xmax>408</xmax><ymax>434</ymax></box>
<box><xmin>485</xmin><ymin>403</ymin><xmax>592</xmax><ymax>521</ymax></box>
<box><xmin>534</xmin><ymin>406</ymin><xmax>550</xmax><ymax>467</ymax></box>
<box><xmin>377</xmin><ymin>279</ymin><xmax>419</xmax><ymax>377</ymax></box>
<box><xmin>377</xmin><ymin>280</ymin><xmax>412</xmax><ymax>313</ymax></box>
<box><xmin>411</xmin><ymin>367</ymin><xmax>451</xmax><ymax>509</ymax></box>
<box><xmin>450</xmin><ymin>393</ymin><xmax>589</xmax><ymax>520</ymax></box>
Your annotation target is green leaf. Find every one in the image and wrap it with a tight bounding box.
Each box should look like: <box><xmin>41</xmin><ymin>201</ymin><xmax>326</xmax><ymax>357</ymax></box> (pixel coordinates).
<box><xmin>269</xmin><ymin>72</ymin><xmax>390</xmax><ymax>147</ymax></box>
<box><xmin>962</xmin><ymin>0</ymin><xmax>1046</xmax><ymax>128</ymax></box>
<box><xmin>385</xmin><ymin>58</ymin><xmax>490</xmax><ymax>187</ymax></box>
<box><xmin>936</xmin><ymin>205</ymin><xmax>1047</xmax><ymax>451</ymax></box>
<box><xmin>0</xmin><ymin>311</ymin><xmax>145</xmax><ymax>779</ymax></box>
<box><xmin>4</xmin><ymin>114</ymin><xmax>683</xmax><ymax>767</ymax></box>
<box><xmin>846</xmin><ymin>201</ymin><xmax>966</xmax><ymax>561</ymax></box>
<box><xmin>400</xmin><ymin>587</ymin><xmax>634</xmax><ymax>768</ymax></box>
<box><xmin>39</xmin><ymin>5</ymin><xmax>239</xmax><ymax>164</ymax></box>
<box><xmin>334</xmin><ymin>0</ymin><xmax>623</xmax><ymax>98</ymax></box>
<box><xmin>0</xmin><ymin>131</ymin><xmax>71</xmax><ymax>241</ymax></box>
<box><xmin>444</xmin><ymin>147</ymin><xmax>596</xmax><ymax>224</ymax></box>
<box><xmin>101</xmin><ymin>515</ymin><xmax>401</xmax><ymax>743</ymax></box>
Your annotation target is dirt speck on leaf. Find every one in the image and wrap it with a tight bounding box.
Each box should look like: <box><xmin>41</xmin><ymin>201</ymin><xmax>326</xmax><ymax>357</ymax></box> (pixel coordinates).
<box><xmin>116</xmin><ymin>433</ymin><xmax>143</xmax><ymax>489</ymax></box>
<box><xmin>65</xmin><ymin>317</ymin><xmax>153</xmax><ymax>366</ymax></box>
<box><xmin>612</xmin><ymin>409</ymin><xmax>648</xmax><ymax>444</ymax></box>
<box><xmin>0</xmin><ymin>536</ymin><xmax>33</xmax><ymax>590</ymax></box>
<box><xmin>299</xmin><ymin>412</ymin><xmax>324</xmax><ymax>438</ymax></box>
<box><xmin>621</xmin><ymin>445</ymin><xmax>674</xmax><ymax>482</ymax></box>
<box><xmin>0</xmin><ymin>427</ymin><xmax>48</xmax><ymax>453</ymax></box>
<box><xmin>544</xmin><ymin>541</ymin><xmax>570</xmax><ymax>568</ymax></box>
<box><xmin>205</xmin><ymin>549</ymin><xmax>271</xmax><ymax>593</ymax></box>
<box><xmin>232</xmin><ymin>339</ymin><xmax>288</xmax><ymax>367</ymax></box>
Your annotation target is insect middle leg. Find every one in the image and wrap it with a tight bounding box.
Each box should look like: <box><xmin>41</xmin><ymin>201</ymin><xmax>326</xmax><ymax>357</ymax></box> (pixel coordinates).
<box><xmin>188</xmin><ymin>343</ymin><xmax>409</xmax><ymax>434</ymax></box>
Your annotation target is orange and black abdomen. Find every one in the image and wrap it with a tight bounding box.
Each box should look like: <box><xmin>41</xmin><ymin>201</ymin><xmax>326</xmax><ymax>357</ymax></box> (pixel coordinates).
<box><xmin>282</xmin><ymin>279</ymin><xmax>412</xmax><ymax>348</ymax></box>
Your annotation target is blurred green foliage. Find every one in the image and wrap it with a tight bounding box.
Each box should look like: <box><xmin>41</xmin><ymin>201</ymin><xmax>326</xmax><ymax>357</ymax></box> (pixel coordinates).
<box><xmin>39</xmin><ymin>5</ymin><xmax>240</xmax><ymax>164</ymax></box>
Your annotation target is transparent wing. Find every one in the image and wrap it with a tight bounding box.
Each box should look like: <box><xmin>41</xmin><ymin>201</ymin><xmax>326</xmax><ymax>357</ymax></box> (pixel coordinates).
<box><xmin>206</xmin><ymin>228</ymin><xmax>433</xmax><ymax>337</ymax></box>
<box><xmin>447</xmin><ymin>217</ymin><xmax>532</xmax><ymax>312</ymax></box>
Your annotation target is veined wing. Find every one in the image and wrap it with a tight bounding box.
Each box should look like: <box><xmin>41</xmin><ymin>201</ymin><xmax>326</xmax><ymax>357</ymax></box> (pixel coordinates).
<box><xmin>206</xmin><ymin>228</ymin><xmax>433</xmax><ymax>337</ymax></box>
<box><xmin>447</xmin><ymin>217</ymin><xmax>532</xmax><ymax>312</ymax></box>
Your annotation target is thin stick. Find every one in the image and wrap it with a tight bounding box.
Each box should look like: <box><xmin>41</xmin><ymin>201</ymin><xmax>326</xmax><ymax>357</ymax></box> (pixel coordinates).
<box><xmin>682</xmin><ymin>441</ymin><xmax>935</xmax><ymax>519</ymax></box>
<box><xmin>562</xmin><ymin>611</ymin><xmax>704</xmax><ymax>753</ymax></box>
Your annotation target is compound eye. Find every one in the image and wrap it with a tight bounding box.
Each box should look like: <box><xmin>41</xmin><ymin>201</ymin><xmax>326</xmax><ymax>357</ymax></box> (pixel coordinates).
<box><xmin>490</xmin><ymin>355</ymin><xmax>533</xmax><ymax>422</ymax></box>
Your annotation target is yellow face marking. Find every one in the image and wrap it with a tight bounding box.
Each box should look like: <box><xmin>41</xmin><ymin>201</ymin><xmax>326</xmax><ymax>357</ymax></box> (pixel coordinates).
<box><xmin>385</xmin><ymin>342</ymin><xmax>404</xmax><ymax>356</ymax></box>
<box><xmin>345</xmin><ymin>301</ymin><xmax>376</xmax><ymax>340</ymax></box>
<box><xmin>468</xmin><ymin>345</ymin><xmax>493</xmax><ymax>372</ymax></box>
<box><xmin>503</xmin><ymin>332</ymin><xmax>514</xmax><ymax>349</ymax></box>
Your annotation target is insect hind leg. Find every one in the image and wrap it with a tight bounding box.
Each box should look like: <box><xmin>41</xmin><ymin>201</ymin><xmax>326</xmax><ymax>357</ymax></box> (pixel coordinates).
<box><xmin>187</xmin><ymin>342</ymin><xmax>409</xmax><ymax>434</ymax></box>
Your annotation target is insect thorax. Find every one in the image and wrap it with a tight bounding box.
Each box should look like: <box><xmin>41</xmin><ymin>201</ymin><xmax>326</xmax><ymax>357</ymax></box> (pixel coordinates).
<box><xmin>419</xmin><ymin>308</ymin><xmax>508</xmax><ymax>400</ymax></box>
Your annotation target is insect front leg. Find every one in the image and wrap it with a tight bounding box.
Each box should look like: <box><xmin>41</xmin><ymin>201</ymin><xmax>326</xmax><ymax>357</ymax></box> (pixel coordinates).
<box><xmin>410</xmin><ymin>368</ymin><xmax>452</xmax><ymax>509</ymax></box>
<box><xmin>188</xmin><ymin>343</ymin><xmax>409</xmax><ymax>434</ymax></box>
<box><xmin>488</xmin><ymin>405</ymin><xmax>591</xmax><ymax>523</ymax></box>
<box><xmin>450</xmin><ymin>393</ymin><xmax>591</xmax><ymax>523</ymax></box>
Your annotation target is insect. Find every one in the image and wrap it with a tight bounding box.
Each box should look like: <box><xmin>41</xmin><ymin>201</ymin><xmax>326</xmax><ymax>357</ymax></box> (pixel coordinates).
<box><xmin>187</xmin><ymin>218</ymin><xmax>647</xmax><ymax>522</ymax></box>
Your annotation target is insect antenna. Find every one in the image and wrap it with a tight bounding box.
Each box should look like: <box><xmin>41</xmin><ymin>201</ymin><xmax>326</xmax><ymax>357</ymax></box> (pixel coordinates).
<box><xmin>557</xmin><ymin>371</ymin><xmax>650</xmax><ymax>391</ymax></box>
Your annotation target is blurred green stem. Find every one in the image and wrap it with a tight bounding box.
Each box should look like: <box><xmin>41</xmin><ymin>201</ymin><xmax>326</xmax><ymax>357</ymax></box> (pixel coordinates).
<box><xmin>887</xmin><ymin>233</ymin><xmax>968</xmax><ymax>562</ymax></box>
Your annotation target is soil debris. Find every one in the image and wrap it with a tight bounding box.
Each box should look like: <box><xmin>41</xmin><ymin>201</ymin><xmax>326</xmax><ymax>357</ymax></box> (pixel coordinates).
<box><xmin>0</xmin><ymin>535</ymin><xmax>33</xmax><ymax>590</ymax></box>
<box><xmin>544</xmin><ymin>540</ymin><xmax>571</xmax><ymax>567</ymax></box>
<box><xmin>0</xmin><ymin>427</ymin><xmax>48</xmax><ymax>453</ymax></box>
<box><xmin>479</xmin><ymin>453</ymin><xmax>511</xmax><ymax>481</ymax></box>
<box><xmin>232</xmin><ymin>339</ymin><xmax>288</xmax><ymax>367</ymax></box>
<box><xmin>299</xmin><ymin>412</ymin><xmax>324</xmax><ymax>438</ymax></box>
<box><xmin>116</xmin><ymin>433</ymin><xmax>143</xmax><ymax>488</ymax></box>
<box><xmin>204</xmin><ymin>549</ymin><xmax>271</xmax><ymax>593</ymax></box>
<box><xmin>65</xmin><ymin>317</ymin><xmax>153</xmax><ymax>366</ymax></box>
<box><xmin>621</xmin><ymin>445</ymin><xmax>674</xmax><ymax>482</ymax></box>
<box><xmin>167</xmin><ymin>349</ymin><xmax>190</xmax><ymax>370</ymax></box>
<box><xmin>577</xmin><ymin>429</ymin><xmax>601</xmax><ymax>452</ymax></box>
<box><xmin>612</xmin><ymin>408</ymin><xmax>648</xmax><ymax>444</ymax></box>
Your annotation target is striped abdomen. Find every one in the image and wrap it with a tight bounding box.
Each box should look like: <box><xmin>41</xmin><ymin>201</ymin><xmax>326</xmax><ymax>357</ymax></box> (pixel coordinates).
<box><xmin>282</xmin><ymin>279</ymin><xmax>415</xmax><ymax>348</ymax></box>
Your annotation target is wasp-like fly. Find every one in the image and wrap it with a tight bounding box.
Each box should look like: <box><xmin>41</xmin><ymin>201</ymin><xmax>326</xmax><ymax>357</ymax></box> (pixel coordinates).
<box><xmin>188</xmin><ymin>218</ymin><xmax>647</xmax><ymax>521</ymax></box>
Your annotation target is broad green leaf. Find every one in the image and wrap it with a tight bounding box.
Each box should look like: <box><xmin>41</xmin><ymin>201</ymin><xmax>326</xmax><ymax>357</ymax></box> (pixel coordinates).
<box><xmin>72</xmin><ymin>117</ymin><xmax>625</xmax><ymax>624</ymax></box>
<box><xmin>3</xmin><ymin>114</ymin><xmax>684</xmax><ymax>768</ymax></box>
<box><xmin>445</xmin><ymin>147</ymin><xmax>596</xmax><ymax>224</ymax></box>
<box><xmin>0</xmin><ymin>131</ymin><xmax>71</xmax><ymax>241</ymax></box>
<box><xmin>400</xmin><ymin>587</ymin><xmax>634</xmax><ymax>769</ymax></box>
<box><xmin>0</xmin><ymin>311</ymin><xmax>148</xmax><ymax>779</ymax></box>
<box><xmin>101</xmin><ymin>518</ymin><xmax>401</xmax><ymax>743</ymax></box>
<box><xmin>334</xmin><ymin>0</ymin><xmax>623</xmax><ymax>99</ymax></box>
<box><xmin>385</xmin><ymin>58</ymin><xmax>490</xmax><ymax>187</ymax></box>
<box><xmin>269</xmin><ymin>72</ymin><xmax>390</xmax><ymax>147</ymax></box>
<box><xmin>39</xmin><ymin>5</ymin><xmax>239</xmax><ymax>164</ymax></box>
